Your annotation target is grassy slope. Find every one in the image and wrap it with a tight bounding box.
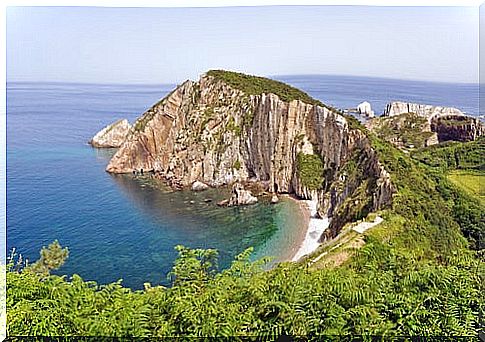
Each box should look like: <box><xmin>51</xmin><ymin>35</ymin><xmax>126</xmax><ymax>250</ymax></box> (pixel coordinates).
<box><xmin>447</xmin><ymin>170</ymin><xmax>484</xmax><ymax>206</ymax></box>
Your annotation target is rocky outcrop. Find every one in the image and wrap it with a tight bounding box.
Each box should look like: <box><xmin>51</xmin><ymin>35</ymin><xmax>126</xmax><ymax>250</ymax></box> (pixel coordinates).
<box><xmin>227</xmin><ymin>183</ymin><xmax>258</xmax><ymax>206</ymax></box>
<box><xmin>104</xmin><ymin>71</ymin><xmax>395</xmax><ymax>240</ymax></box>
<box><xmin>383</xmin><ymin>101</ymin><xmax>464</xmax><ymax>121</ymax></box>
<box><xmin>192</xmin><ymin>181</ymin><xmax>209</xmax><ymax>191</ymax></box>
<box><xmin>373</xmin><ymin>102</ymin><xmax>484</xmax><ymax>147</ymax></box>
<box><xmin>90</xmin><ymin>119</ymin><xmax>132</xmax><ymax>148</ymax></box>
<box><xmin>431</xmin><ymin>115</ymin><xmax>484</xmax><ymax>143</ymax></box>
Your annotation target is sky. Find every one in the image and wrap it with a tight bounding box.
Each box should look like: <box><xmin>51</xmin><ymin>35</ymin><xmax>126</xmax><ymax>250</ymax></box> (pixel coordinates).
<box><xmin>6</xmin><ymin>5</ymin><xmax>479</xmax><ymax>84</ymax></box>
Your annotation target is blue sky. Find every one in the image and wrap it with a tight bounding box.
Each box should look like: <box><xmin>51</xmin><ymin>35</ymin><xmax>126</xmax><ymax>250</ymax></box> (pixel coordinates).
<box><xmin>6</xmin><ymin>6</ymin><xmax>478</xmax><ymax>84</ymax></box>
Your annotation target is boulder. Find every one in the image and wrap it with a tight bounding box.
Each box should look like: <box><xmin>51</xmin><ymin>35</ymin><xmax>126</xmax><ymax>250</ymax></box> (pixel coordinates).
<box><xmin>90</xmin><ymin>119</ymin><xmax>131</xmax><ymax>148</ymax></box>
<box><xmin>192</xmin><ymin>181</ymin><xmax>209</xmax><ymax>191</ymax></box>
<box><xmin>228</xmin><ymin>183</ymin><xmax>258</xmax><ymax>206</ymax></box>
<box><xmin>270</xmin><ymin>194</ymin><xmax>279</xmax><ymax>204</ymax></box>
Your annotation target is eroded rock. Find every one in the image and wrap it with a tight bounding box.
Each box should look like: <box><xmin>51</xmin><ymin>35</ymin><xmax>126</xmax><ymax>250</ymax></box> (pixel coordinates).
<box><xmin>227</xmin><ymin>183</ymin><xmax>258</xmax><ymax>206</ymax></box>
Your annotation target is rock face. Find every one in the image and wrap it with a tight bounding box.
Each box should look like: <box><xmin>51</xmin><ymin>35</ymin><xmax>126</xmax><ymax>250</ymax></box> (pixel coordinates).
<box><xmin>90</xmin><ymin>119</ymin><xmax>132</xmax><ymax>148</ymax></box>
<box><xmin>104</xmin><ymin>71</ymin><xmax>395</xmax><ymax>240</ymax></box>
<box><xmin>431</xmin><ymin>115</ymin><xmax>484</xmax><ymax>143</ymax></box>
<box><xmin>227</xmin><ymin>183</ymin><xmax>258</xmax><ymax>206</ymax></box>
<box><xmin>383</xmin><ymin>101</ymin><xmax>464</xmax><ymax>120</ymax></box>
<box><xmin>357</xmin><ymin>101</ymin><xmax>374</xmax><ymax>118</ymax></box>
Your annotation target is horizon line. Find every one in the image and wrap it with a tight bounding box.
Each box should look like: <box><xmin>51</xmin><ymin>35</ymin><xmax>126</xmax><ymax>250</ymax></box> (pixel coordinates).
<box><xmin>6</xmin><ymin>72</ymin><xmax>480</xmax><ymax>87</ymax></box>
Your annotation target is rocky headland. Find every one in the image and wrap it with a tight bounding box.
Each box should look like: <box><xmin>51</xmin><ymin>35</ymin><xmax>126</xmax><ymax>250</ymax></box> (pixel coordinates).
<box><xmin>93</xmin><ymin>70</ymin><xmax>396</xmax><ymax>243</ymax></box>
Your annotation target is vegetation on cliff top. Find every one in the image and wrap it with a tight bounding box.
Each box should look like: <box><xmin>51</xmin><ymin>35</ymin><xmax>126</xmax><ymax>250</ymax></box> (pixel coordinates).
<box><xmin>207</xmin><ymin>70</ymin><xmax>323</xmax><ymax>106</ymax></box>
<box><xmin>367</xmin><ymin>112</ymin><xmax>435</xmax><ymax>149</ymax></box>
<box><xmin>207</xmin><ymin>70</ymin><xmax>363</xmax><ymax>131</ymax></box>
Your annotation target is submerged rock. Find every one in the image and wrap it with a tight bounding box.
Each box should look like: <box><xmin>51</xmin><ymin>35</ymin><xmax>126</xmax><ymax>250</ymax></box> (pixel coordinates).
<box><xmin>228</xmin><ymin>183</ymin><xmax>258</xmax><ymax>206</ymax></box>
<box><xmin>192</xmin><ymin>181</ymin><xmax>209</xmax><ymax>191</ymax></box>
<box><xmin>90</xmin><ymin>119</ymin><xmax>131</xmax><ymax>148</ymax></box>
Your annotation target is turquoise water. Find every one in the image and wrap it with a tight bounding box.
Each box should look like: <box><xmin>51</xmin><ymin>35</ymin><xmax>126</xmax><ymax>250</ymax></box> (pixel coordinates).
<box><xmin>6</xmin><ymin>82</ymin><xmax>303</xmax><ymax>289</ymax></box>
<box><xmin>7</xmin><ymin>76</ymin><xmax>478</xmax><ymax>289</ymax></box>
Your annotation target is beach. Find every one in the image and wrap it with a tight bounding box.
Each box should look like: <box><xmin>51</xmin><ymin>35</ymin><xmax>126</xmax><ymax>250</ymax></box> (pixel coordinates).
<box><xmin>284</xmin><ymin>195</ymin><xmax>330</xmax><ymax>262</ymax></box>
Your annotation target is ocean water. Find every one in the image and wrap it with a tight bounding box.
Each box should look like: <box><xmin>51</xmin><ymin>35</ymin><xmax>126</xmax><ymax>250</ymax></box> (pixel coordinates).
<box><xmin>6</xmin><ymin>75</ymin><xmax>479</xmax><ymax>289</ymax></box>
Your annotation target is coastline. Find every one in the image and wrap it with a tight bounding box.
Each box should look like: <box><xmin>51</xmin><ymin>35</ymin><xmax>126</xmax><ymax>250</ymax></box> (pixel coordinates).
<box><xmin>283</xmin><ymin>195</ymin><xmax>330</xmax><ymax>262</ymax></box>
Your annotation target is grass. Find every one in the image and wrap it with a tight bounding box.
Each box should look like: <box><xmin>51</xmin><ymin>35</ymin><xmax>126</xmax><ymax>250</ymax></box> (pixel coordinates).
<box><xmin>412</xmin><ymin>137</ymin><xmax>484</xmax><ymax>170</ymax></box>
<box><xmin>368</xmin><ymin>112</ymin><xmax>434</xmax><ymax>149</ymax></box>
<box><xmin>447</xmin><ymin>170</ymin><xmax>485</xmax><ymax>206</ymax></box>
<box><xmin>207</xmin><ymin>70</ymin><xmax>324</xmax><ymax>106</ymax></box>
<box><xmin>296</xmin><ymin>152</ymin><xmax>324</xmax><ymax>190</ymax></box>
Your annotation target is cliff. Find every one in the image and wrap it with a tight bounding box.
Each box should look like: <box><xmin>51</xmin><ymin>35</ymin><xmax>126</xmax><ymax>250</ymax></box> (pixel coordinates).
<box><xmin>90</xmin><ymin>119</ymin><xmax>132</xmax><ymax>148</ymax></box>
<box><xmin>105</xmin><ymin>70</ymin><xmax>395</xmax><ymax>240</ymax></box>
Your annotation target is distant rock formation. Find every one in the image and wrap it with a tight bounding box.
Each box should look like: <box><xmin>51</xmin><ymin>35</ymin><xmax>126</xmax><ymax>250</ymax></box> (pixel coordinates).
<box><xmin>357</xmin><ymin>101</ymin><xmax>374</xmax><ymax>118</ymax></box>
<box><xmin>374</xmin><ymin>101</ymin><xmax>484</xmax><ymax>146</ymax></box>
<box><xmin>383</xmin><ymin>101</ymin><xmax>464</xmax><ymax>121</ymax></box>
<box><xmin>90</xmin><ymin>119</ymin><xmax>132</xmax><ymax>148</ymax></box>
<box><xmin>431</xmin><ymin>115</ymin><xmax>484</xmax><ymax>143</ymax></box>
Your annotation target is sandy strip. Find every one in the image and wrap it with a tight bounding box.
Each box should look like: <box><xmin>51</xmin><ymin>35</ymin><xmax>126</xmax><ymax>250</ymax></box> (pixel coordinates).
<box><xmin>285</xmin><ymin>195</ymin><xmax>330</xmax><ymax>262</ymax></box>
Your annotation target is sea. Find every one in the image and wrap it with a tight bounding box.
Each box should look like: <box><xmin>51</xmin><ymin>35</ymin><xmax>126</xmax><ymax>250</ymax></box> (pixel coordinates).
<box><xmin>6</xmin><ymin>75</ymin><xmax>479</xmax><ymax>289</ymax></box>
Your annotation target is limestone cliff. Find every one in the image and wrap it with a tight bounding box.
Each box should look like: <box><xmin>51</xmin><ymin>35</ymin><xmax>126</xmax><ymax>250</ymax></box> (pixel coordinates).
<box><xmin>90</xmin><ymin>119</ymin><xmax>132</xmax><ymax>148</ymax></box>
<box><xmin>105</xmin><ymin>70</ymin><xmax>395</xmax><ymax>239</ymax></box>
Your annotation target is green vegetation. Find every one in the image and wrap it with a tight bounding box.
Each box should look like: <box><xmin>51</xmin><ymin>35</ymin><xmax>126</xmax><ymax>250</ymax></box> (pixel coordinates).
<box><xmin>296</xmin><ymin>152</ymin><xmax>324</xmax><ymax>190</ymax></box>
<box><xmin>437</xmin><ymin>115</ymin><xmax>476</xmax><ymax>127</ymax></box>
<box><xmin>133</xmin><ymin>109</ymin><xmax>156</xmax><ymax>132</ymax></box>
<box><xmin>369</xmin><ymin>113</ymin><xmax>435</xmax><ymax>149</ymax></box>
<box><xmin>233</xmin><ymin>159</ymin><xmax>241</xmax><ymax>171</ymax></box>
<box><xmin>226</xmin><ymin>116</ymin><xmax>242</xmax><ymax>136</ymax></box>
<box><xmin>207</xmin><ymin>70</ymin><xmax>323</xmax><ymax>106</ymax></box>
<box><xmin>412</xmin><ymin>137</ymin><xmax>484</xmax><ymax>170</ymax></box>
<box><xmin>447</xmin><ymin>170</ymin><xmax>484</xmax><ymax>205</ymax></box>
